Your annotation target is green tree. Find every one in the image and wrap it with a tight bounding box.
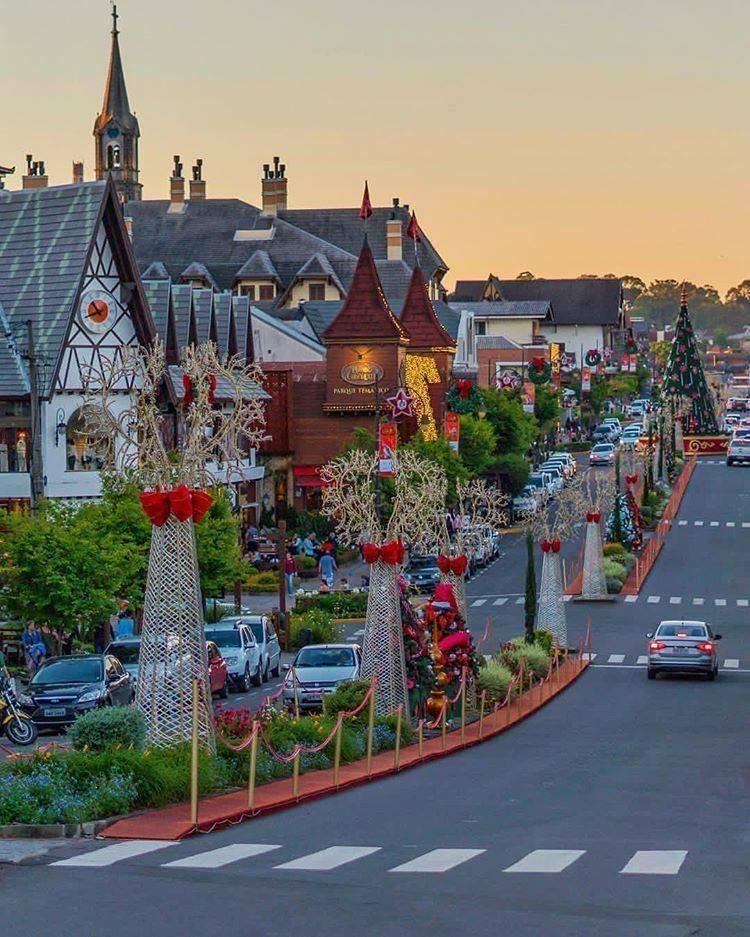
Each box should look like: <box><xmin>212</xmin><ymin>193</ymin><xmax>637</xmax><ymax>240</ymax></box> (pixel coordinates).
<box><xmin>404</xmin><ymin>433</ymin><xmax>469</xmax><ymax>504</ymax></box>
<box><xmin>649</xmin><ymin>340</ymin><xmax>671</xmax><ymax>371</ymax></box>
<box><xmin>194</xmin><ymin>490</ymin><xmax>244</xmax><ymax>599</ymax></box>
<box><xmin>490</xmin><ymin>453</ymin><xmax>530</xmax><ymax>494</ymax></box>
<box><xmin>457</xmin><ymin>415</ymin><xmax>496</xmax><ymax>477</ymax></box>
<box><xmin>713</xmin><ymin>329</ymin><xmax>729</xmax><ymax>348</ymax></box>
<box><xmin>479</xmin><ymin>387</ymin><xmax>536</xmax><ymax>454</ymax></box>
<box><xmin>524</xmin><ymin>530</ymin><xmax>537</xmax><ymax>644</ymax></box>
<box><xmin>725</xmin><ymin>280</ymin><xmax>750</xmax><ymax>306</ymax></box>
<box><xmin>533</xmin><ymin>385</ymin><xmax>560</xmax><ymax>430</ymax></box>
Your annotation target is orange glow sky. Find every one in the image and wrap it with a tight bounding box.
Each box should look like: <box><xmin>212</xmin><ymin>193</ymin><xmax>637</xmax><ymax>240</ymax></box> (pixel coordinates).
<box><xmin>3</xmin><ymin>0</ymin><xmax>749</xmax><ymax>295</ymax></box>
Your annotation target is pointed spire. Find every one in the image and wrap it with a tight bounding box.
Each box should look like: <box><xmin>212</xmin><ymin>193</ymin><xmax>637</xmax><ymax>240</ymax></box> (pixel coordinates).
<box><xmin>399</xmin><ymin>266</ymin><xmax>455</xmax><ymax>351</ymax></box>
<box><xmin>359</xmin><ymin>181</ymin><xmax>373</xmax><ymax>220</ymax></box>
<box><xmin>680</xmin><ymin>283</ymin><xmax>688</xmax><ymax>307</ymax></box>
<box><xmin>323</xmin><ymin>239</ymin><xmax>408</xmax><ymax>343</ymax></box>
<box><xmin>95</xmin><ymin>4</ymin><xmax>138</xmax><ymax>134</ymax></box>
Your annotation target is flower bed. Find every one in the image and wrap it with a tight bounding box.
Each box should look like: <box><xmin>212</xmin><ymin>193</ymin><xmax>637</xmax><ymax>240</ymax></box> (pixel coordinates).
<box><xmin>293</xmin><ymin>590</ymin><xmax>368</xmax><ymax>618</ymax></box>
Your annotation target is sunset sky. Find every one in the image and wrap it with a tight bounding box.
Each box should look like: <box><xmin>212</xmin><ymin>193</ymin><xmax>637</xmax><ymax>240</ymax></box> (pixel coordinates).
<box><xmin>3</xmin><ymin>0</ymin><xmax>749</xmax><ymax>294</ymax></box>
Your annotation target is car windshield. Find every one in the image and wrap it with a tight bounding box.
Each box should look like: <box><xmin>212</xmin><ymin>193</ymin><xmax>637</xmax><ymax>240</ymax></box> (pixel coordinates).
<box><xmin>108</xmin><ymin>643</ymin><xmax>140</xmax><ymax>665</ymax></box>
<box><xmin>205</xmin><ymin>629</ymin><xmax>242</xmax><ymax>648</ymax></box>
<box><xmin>657</xmin><ymin>624</ymin><xmax>707</xmax><ymax>638</ymax></box>
<box><xmin>593</xmin><ymin>444</ymin><xmax>613</xmax><ymax>452</ymax></box>
<box><xmin>32</xmin><ymin>658</ymin><xmax>103</xmax><ymax>685</ymax></box>
<box><xmin>408</xmin><ymin>556</ymin><xmax>437</xmax><ymax>570</ymax></box>
<box><xmin>296</xmin><ymin>647</ymin><xmax>355</xmax><ymax>668</ymax></box>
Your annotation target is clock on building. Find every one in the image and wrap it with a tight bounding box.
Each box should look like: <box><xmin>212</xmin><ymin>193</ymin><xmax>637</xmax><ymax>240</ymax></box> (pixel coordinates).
<box><xmin>79</xmin><ymin>289</ymin><xmax>115</xmax><ymax>334</ymax></box>
<box><xmin>107</xmin><ymin>127</ymin><xmax>120</xmax><ymax>139</ymax></box>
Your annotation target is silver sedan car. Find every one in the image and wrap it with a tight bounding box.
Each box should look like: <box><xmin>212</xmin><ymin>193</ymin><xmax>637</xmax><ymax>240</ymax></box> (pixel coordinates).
<box><xmin>646</xmin><ymin>620</ymin><xmax>722</xmax><ymax>681</ymax></box>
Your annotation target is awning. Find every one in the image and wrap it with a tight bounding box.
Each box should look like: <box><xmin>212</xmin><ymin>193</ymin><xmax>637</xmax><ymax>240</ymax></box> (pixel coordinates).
<box><xmin>293</xmin><ymin>465</ymin><xmax>323</xmax><ymax>488</ymax></box>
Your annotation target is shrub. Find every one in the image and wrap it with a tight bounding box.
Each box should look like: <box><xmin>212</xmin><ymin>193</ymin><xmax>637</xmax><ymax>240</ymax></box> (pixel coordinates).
<box><xmin>533</xmin><ymin>630</ymin><xmax>554</xmax><ymax>654</ymax></box>
<box><xmin>323</xmin><ymin>679</ymin><xmax>371</xmax><ymax>719</ymax></box>
<box><xmin>606</xmin><ymin>577</ymin><xmax>622</xmax><ymax>594</ymax></box>
<box><xmin>295</xmin><ymin>555</ymin><xmax>317</xmax><ymax>571</ymax></box>
<box><xmin>603</xmin><ymin>558</ymin><xmax>627</xmax><ymax>582</ymax></box>
<box><xmin>603</xmin><ymin>542</ymin><xmax>627</xmax><ymax>557</ymax></box>
<box><xmin>69</xmin><ymin>707</ymin><xmax>146</xmax><ymax>753</ymax></box>
<box><xmin>294</xmin><ymin>591</ymin><xmax>368</xmax><ymax>618</ymax></box>
<box><xmin>290</xmin><ymin>609</ymin><xmax>340</xmax><ymax>647</ymax></box>
<box><xmin>476</xmin><ymin>659</ymin><xmax>513</xmax><ymax>703</ymax></box>
<box><xmin>500</xmin><ymin>638</ymin><xmax>551</xmax><ymax>679</ymax></box>
<box><xmin>562</xmin><ymin>441</ymin><xmax>592</xmax><ymax>452</ymax></box>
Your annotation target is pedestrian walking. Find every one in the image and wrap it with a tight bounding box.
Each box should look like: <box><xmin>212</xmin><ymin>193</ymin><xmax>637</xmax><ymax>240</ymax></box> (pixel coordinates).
<box><xmin>318</xmin><ymin>551</ymin><xmax>337</xmax><ymax>588</ymax></box>
<box><xmin>284</xmin><ymin>550</ymin><xmax>296</xmax><ymax>597</ymax></box>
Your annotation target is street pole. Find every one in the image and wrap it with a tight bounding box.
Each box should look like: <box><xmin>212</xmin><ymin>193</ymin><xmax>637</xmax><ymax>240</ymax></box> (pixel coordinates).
<box><xmin>25</xmin><ymin>320</ymin><xmax>45</xmax><ymax>511</ymax></box>
<box><xmin>374</xmin><ymin>374</ymin><xmax>382</xmax><ymax>529</ymax></box>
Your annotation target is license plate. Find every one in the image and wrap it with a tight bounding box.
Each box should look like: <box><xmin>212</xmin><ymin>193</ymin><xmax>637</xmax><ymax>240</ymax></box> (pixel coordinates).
<box><xmin>673</xmin><ymin>647</ymin><xmax>689</xmax><ymax>655</ymax></box>
<box><xmin>43</xmin><ymin>707</ymin><xmax>67</xmax><ymax>717</ymax></box>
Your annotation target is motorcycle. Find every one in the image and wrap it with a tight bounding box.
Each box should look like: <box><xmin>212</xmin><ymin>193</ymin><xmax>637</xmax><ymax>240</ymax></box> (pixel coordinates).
<box><xmin>0</xmin><ymin>676</ymin><xmax>38</xmax><ymax>746</ymax></box>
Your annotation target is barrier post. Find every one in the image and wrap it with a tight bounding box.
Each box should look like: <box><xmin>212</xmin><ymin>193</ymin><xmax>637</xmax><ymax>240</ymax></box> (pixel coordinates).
<box><xmin>441</xmin><ymin>701</ymin><xmax>447</xmax><ymax>750</ymax></box>
<box><xmin>460</xmin><ymin>672</ymin><xmax>467</xmax><ymax>742</ymax></box>
<box><xmin>190</xmin><ymin>678</ymin><xmax>199</xmax><ymax>827</ymax></box>
<box><xmin>293</xmin><ymin>669</ymin><xmax>300</xmax><ymax>722</ymax></box>
<box><xmin>394</xmin><ymin>705</ymin><xmax>402</xmax><ymax>771</ymax></box>
<box><xmin>292</xmin><ymin>747</ymin><xmax>300</xmax><ymax>798</ymax></box>
<box><xmin>365</xmin><ymin>682</ymin><xmax>376</xmax><ymax>777</ymax></box>
<box><xmin>418</xmin><ymin>720</ymin><xmax>424</xmax><ymax>759</ymax></box>
<box><xmin>479</xmin><ymin>690</ymin><xmax>486</xmax><ymax>739</ymax></box>
<box><xmin>333</xmin><ymin>715</ymin><xmax>343</xmax><ymax>786</ymax></box>
<box><xmin>247</xmin><ymin>721</ymin><xmax>259</xmax><ymax>810</ymax></box>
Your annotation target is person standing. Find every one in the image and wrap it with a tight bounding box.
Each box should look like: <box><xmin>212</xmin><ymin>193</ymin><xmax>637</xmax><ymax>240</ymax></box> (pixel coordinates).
<box><xmin>39</xmin><ymin>623</ymin><xmax>57</xmax><ymax>659</ymax></box>
<box><xmin>22</xmin><ymin>623</ymin><xmax>46</xmax><ymax>673</ymax></box>
<box><xmin>284</xmin><ymin>551</ymin><xmax>296</xmax><ymax>597</ymax></box>
<box><xmin>318</xmin><ymin>551</ymin><xmax>337</xmax><ymax>588</ymax></box>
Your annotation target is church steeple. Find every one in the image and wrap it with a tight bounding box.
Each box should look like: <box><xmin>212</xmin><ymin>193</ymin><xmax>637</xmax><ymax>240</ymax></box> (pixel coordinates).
<box><xmin>93</xmin><ymin>4</ymin><xmax>142</xmax><ymax>202</ymax></box>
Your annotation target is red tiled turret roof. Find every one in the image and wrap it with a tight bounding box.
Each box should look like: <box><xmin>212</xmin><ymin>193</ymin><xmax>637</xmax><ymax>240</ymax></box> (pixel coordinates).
<box><xmin>399</xmin><ymin>265</ymin><xmax>456</xmax><ymax>350</ymax></box>
<box><xmin>322</xmin><ymin>237</ymin><xmax>408</xmax><ymax>343</ymax></box>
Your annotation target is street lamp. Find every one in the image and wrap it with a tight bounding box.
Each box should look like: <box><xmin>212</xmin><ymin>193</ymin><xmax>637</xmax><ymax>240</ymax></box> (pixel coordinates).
<box><xmin>54</xmin><ymin>409</ymin><xmax>66</xmax><ymax>447</ymax></box>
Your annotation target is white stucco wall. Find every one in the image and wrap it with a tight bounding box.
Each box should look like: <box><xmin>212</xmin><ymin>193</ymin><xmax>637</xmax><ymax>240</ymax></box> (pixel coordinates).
<box><xmin>540</xmin><ymin>324</ymin><xmax>606</xmax><ymax>365</ymax></box>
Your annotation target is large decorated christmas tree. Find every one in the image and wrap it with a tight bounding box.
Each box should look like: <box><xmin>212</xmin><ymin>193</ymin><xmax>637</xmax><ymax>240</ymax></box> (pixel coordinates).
<box><xmin>661</xmin><ymin>286</ymin><xmax>719</xmax><ymax>435</ymax></box>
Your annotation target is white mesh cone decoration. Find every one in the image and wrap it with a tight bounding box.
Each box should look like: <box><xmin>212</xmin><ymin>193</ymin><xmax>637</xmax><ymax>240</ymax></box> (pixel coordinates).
<box><xmin>536</xmin><ymin>550</ymin><xmax>567</xmax><ymax>647</ymax></box>
<box><xmin>582</xmin><ymin>521</ymin><xmax>607</xmax><ymax>599</ymax></box>
<box><xmin>136</xmin><ymin>516</ymin><xmax>215</xmax><ymax>751</ymax></box>
<box><xmin>361</xmin><ymin>560</ymin><xmax>409</xmax><ymax>717</ymax></box>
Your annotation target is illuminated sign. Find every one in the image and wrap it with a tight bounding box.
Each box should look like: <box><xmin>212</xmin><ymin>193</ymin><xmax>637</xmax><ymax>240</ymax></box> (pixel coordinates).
<box><xmin>340</xmin><ymin>362</ymin><xmax>384</xmax><ymax>386</ymax></box>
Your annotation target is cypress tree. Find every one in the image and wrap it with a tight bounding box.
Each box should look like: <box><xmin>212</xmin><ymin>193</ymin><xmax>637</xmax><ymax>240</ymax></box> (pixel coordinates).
<box><xmin>524</xmin><ymin>529</ymin><xmax>537</xmax><ymax>644</ymax></box>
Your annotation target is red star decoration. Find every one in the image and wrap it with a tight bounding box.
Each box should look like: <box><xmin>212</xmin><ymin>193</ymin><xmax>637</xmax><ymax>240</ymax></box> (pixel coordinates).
<box><xmin>387</xmin><ymin>388</ymin><xmax>415</xmax><ymax>419</ymax></box>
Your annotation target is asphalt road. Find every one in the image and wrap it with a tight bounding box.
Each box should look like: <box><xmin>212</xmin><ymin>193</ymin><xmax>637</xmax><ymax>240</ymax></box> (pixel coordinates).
<box><xmin>3</xmin><ymin>460</ymin><xmax>750</xmax><ymax>936</ymax></box>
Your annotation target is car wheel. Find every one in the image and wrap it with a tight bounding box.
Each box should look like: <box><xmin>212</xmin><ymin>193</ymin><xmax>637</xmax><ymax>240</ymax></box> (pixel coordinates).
<box><xmin>251</xmin><ymin>662</ymin><xmax>262</xmax><ymax>687</ymax></box>
<box><xmin>239</xmin><ymin>665</ymin><xmax>251</xmax><ymax>693</ymax></box>
<box><xmin>262</xmin><ymin>659</ymin><xmax>269</xmax><ymax>684</ymax></box>
<box><xmin>647</xmin><ymin>668</ymin><xmax>656</xmax><ymax>680</ymax></box>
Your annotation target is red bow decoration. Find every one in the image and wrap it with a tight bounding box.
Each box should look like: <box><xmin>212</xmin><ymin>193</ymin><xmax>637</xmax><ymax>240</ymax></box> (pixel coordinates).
<box><xmin>541</xmin><ymin>538</ymin><xmax>551</xmax><ymax>553</ymax></box>
<box><xmin>436</xmin><ymin>555</ymin><xmax>469</xmax><ymax>576</ymax></box>
<box><xmin>362</xmin><ymin>540</ymin><xmax>405</xmax><ymax>566</ymax></box>
<box><xmin>456</xmin><ymin>379</ymin><xmax>473</xmax><ymax>399</ymax></box>
<box><xmin>531</xmin><ymin>356</ymin><xmax>546</xmax><ymax>372</ymax></box>
<box><xmin>139</xmin><ymin>484</ymin><xmax>215</xmax><ymax>527</ymax></box>
<box><xmin>439</xmin><ymin>631</ymin><xmax>471</xmax><ymax>653</ymax></box>
<box><xmin>182</xmin><ymin>373</ymin><xmax>217</xmax><ymax>408</ymax></box>
<box><xmin>585</xmin><ymin>511</ymin><xmax>601</xmax><ymax>523</ymax></box>
<box><xmin>625</xmin><ymin>473</ymin><xmax>638</xmax><ymax>485</ymax></box>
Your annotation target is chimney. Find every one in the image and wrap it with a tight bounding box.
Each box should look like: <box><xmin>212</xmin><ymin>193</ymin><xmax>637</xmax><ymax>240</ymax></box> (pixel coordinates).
<box><xmin>22</xmin><ymin>154</ymin><xmax>48</xmax><ymax>190</ymax></box>
<box><xmin>72</xmin><ymin>161</ymin><xmax>84</xmax><ymax>185</ymax></box>
<box><xmin>169</xmin><ymin>155</ymin><xmax>185</xmax><ymax>207</ymax></box>
<box><xmin>261</xmin><ymin>156</ymin><xmax>288</xmax><ymax>216</ymax></box>
<box><xmin>189</xmin><ymin>159</ymin><xmax>206</xmax><ymax>200</ymax></box>
<box><xmin>386</xmin><ymin>197</ymin><xmax>402</xmax><ymax>260</ymax></box>
<box><xmin>123</xmin><ymin>216</ymin><xmax>133</xmax><ymax>242</ymax></box>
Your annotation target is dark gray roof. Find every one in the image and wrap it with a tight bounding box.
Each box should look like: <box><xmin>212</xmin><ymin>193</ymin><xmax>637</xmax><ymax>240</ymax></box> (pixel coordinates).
<box><xmin>171</xmin><ymin>284</ymin><xmax>193</xmax><ymax>348</ymax></box>
<box><xmin>299</xmin><ymin>301</ymin><xmax>344</xmax><ymax>342</ymax></box>
<box><xmin>142</xmin><ymin>261</ymin><xmax>169</xmax><ymax>280</ymax></box>
<box><xmin>492</xmin><ymin>278</ymin><xmax>622</xmax><ymax>327</ymax></box>
<box><xmin>0</xmin><ymin>301</ymin><xmax>29</xmax><ymax>396</ymax></box>
<box><xmin>450</xmin><ymin>300</ymin><xmax>552</xmax><ymax>319</ymax></box>
<box><xmin>192</xmin><ymin>288</ymin><xmax>214</xmax><ymax>344</ymax></box>
<box><xmin>214</xmin><ymin>292</ymin><xmax>232</xmax><ymax>357</ymax></box>
<box><xmin>297</xmin><ymin>295</ymin><xmax>457</xmax><ymax>343</ymax></box>
<box><xmin>450</xmin><ymin>280</ymin><xmax>486</xmax><ymax>302</ymax></box>
<box><xmin>433</xmin><ymin>300</ymin><xmax>460</xmax><ymax>340</ymax></box>
<box><xmin>179</xmin><ymin>261</ymin><xmax>218</xmax><ymax>290</ymax></box>
<box><xmin>0</xmin><ymin>182</ymin><xmax>106</xmax><ymax>396</ymax></box>
<box><xmin>233</xmin><ymin>295</ymin><xmax>251</xmax><ymax>359</ymax></box>
<box><xmin>143</xmin><ymin>279</ymin><xmax>170</xmax><ymax>336</ymax></box>
<box><xmin>292</xmin><ymin>253</ymin><xmax>345</xmax><ymax>293</ymax></box>
<box><xmin>94</xmin><ymin>27</ymin><xmax>139</xmax><ymax>136</ymax></box>
<box><xmin>235</xmin><ymin>250</ymin><xmax>280</xmax><ymax>283</ymax></box>
<box><xmin>476</xmin><ymin>335</ymin><xmax>523</xmax><ymax>350</ymax></box>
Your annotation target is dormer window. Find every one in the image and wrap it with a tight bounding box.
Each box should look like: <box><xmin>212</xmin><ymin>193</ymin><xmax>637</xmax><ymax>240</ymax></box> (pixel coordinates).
<box><xmin>258</xmin><ymin>284</ymin><xmax>275</xmax><ymax>301</ymax></box>
<box><xmin>308</xmin><ymin>283</ymin><xmax>326</xmax><ymax>301</ymax></box>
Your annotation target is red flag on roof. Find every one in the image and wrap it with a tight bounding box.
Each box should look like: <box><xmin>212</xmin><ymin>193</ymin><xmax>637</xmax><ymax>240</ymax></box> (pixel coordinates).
<box><xmin>359</xmin><ymin>181</ymin><xmax>373</xmax><ymax>220</ymax></box>
<box><xmin>407</xmin><ymin>211</ymin><xmax>422</xmax><ymax>243</ymax></box>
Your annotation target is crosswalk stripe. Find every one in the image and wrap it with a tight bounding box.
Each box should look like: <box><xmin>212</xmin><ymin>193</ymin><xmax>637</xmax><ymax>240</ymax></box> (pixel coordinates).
<box><xmin>625</xmin><ymin>595</ymin><xmax>638</xmax><ymax>603</ymax></box>
<box><xmin>726</xmin><ymin>522</ymin><xmax>736</xmax><ymax>528</ymax></box>
<box><xmin>738</xmin><ymin>599</ymin><xmax>749</xmax><ymax>607</ymax></box>
<box><xmin>693</xmin><ymin>597</ymin><xmax>705</xmax><ymax>605</ymax></box>
<box><xmin>471</xmin><ymin>599</ymin><xmax>487</xmax><ymax>608</ymax></box>
<box><xmin>715</xmin><ymin>599</ymin><xmax>727</xmax><ymax>606</ymax></box>
<box><xmin>620</xmin><ymin>850</ymin><xmax>687</xmax><ymax>875</ymax></box>
<box><xmin>492</xmin><ymin>597</ymin><xmax>508</xmax><ymax>606</ymax></box>
<box><xmin>678</xmin><ymin>520</ymin><xmax>687</xmax><ymax>526</ymax></box>
<box><xmin>694</xmin><ymin>521</ymin><xmax>704</xmax><ymax>526</ymax></box>
<box><xmin>669</xmin><ymin>597</ymin><xmax>681</xmax><ymax>605</ymax></box>
<box><xmin>51</xmin><ymin>841</ymin><xmax>177</xmax><ymax>867</ymax></box>
<box><xmin>582</xmin><ymin>652</ymin><xmax>596</xmax><ymax>662</ymax></box>
<box><xmin>723</xmin><ymin>659</ymin><xmax>740</xmax><ymax>669</ymax></box>
<box><xmin>710</xmin><ymin>521</ymin><xmax>719</xmax><ymax>527</ymax></box>
<box><xmin>515</xmin><ymin>596</ymin><xmax>526</xmax><ymax>605</ymax></box>
<box><xmin>563</xmin><ymin>595</ymin><xmax>573</xmax><ymax>603</ymax></box>
<box><xmin>607</xmin><ymin>654</ymin><xmax>625</xmax><ymax>663</ymax></box>
<box><xmin>353</xmin><ymin>629</ymin><xmax>365</xmax><ymax>636</ymax></box>
<box><xmin>743</xmin><ymin>522</ymin><xmax>750</xmax><ymax>529</ymax></box>
<box><xmin>504</xmin><ymin>849</ymin><xmax>586</xmax><ymax>874</ymax></box>
<box><xmin>389</xmin><ymin>848</ymin><xmax>486</xmax><ymax>873</ymax></box>
<box><xmin>647</xmin><ymin>596</ymin><xmax>660</xmax><ymax>604</ymax></box>
<box><xmin>163</xmin><ymin>844</ymin><xmax>281</xmax><ymax>869</ymax></box>
<box><xmin>274</xmin><ymin>846</ymin><xmax>381</xmax><ymax>871</ymax></box>
<box><xmin>637</xmin><ymin>655</ymin><xmax>648</xmax><ymax>665</ymax></box>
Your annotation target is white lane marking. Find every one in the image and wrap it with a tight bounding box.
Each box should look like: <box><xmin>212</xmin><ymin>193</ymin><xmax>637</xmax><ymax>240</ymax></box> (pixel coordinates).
<box><xmin>694</xmin><ymin>521</ymin><xmax>704</xmax><ymax>527</ymax></box>
<box><xmin>563</xmin><ymin>595</ymin><xmax>573</xmax><ymax>603</ymax></box>
<box><xmin>738</xmin><ymin>599</ymin><xmax>749</xmax><ymax>607</ymax></box>
<box><xmin>726</xmin><ymin>522</ymin><xmax>736</xmax><ymax>528</ymax></box>
<box><xmin>723</xmin><ymin>659</ymin><xmax>740</xmax><ymax>669</ymax></box>
<box><xmin>625</xmin><ymin>595</ymin><xmax>638</xmax><ymax>603</ymax></box>
<box><xmin>743</xmin><ymin>522</ymin><xmax>750</xmax><ymax>529</ymax></box>
<box><xmin>493</xmin><ymin>597</ymin><xmax>508</xmax><ymax>606</ymax></box>
<box><xmin>516</xmin><ymin>596</ymin><xmax>526</xmax><ymax>605</ymax></box>
<box><xmin>51</xmin><ymin>841</ymin><xmax>177</xmax><ymax>867</ymax></box>
<box><xmin>608</xmin><ymin>654</ymin><xmax>625</xmax><ymax>663</ymax></box>
<box><xmin>693</xmin><ymin>597</ymin><xmax>705</xmax><ymax>605</ymax></box>
<box><xmin>669</xmin><ymin>597</ymin><xmax>681</xmax><ymax>605</ymax></box>
<box><xmin>647</xmin><ymin>596</ymin><xmax>661</xmax><ymax>604</ymax></box>
<box><xmin>471</xmin><ymin>599</ymin><xmax>487</xmax><ymax>608</ymax></box>
<box><xmin>275</xmin><ymin>846</ymin><xmax>381</xmax><ymax>871</ymax></box>
<box><xmin>352</xmin><ymin>629</ymin><xmax>365</xmax><ymax>636</ymax></box>
<box><xmin>163</xmin><ymin>844</ymin><xmax>281</xmax><ymax>869</ymax></box>
<box><xmin>678</xmin><ymin>520</ymin><xmax>688</xmax><ymax>526</ymax></box>
<box><xmin>715</xmin><ymin>599</ymin><xmax>727</xmax><ymax>607</ymax></box>
<box><xmin>345</xmin><ymin>636</ymin><xmax>359</xmax><ymax>642</ymax></box>
<box><xmin>637</xmin><ymin>655</ymin><xmax>648</xmax><ymax>665</ymax></box>
<box><xmin>620</xmin><ymin>850</ymin><xmax>687</xmax><ymax>875</ymax></box>
<box><xmin>710</xmin><ymin>521</ymin><xmax>720</xmax><ymax>527</ymax></box>
<box><xmin>582</xmin><ymin>653</ymin><xmax>597</xmax><ymax>662</ymax></box>
<box><xmin>389</xmin><ymin>848</ymin><xmax>486</xmax><ymax>873</ymax></box>
<box><xmin>504</xmin><ymin>849</ymin><xmax>586</xmax><ymax>874</ymax></box>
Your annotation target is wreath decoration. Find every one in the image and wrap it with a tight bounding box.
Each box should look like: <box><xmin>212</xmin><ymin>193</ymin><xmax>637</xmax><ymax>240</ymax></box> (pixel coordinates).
<box><xmin>447</xmin><ymin>378</ymin><xmax>483</xmax><ymax>414</ymax></box>
<box><xmin>527</xmin><ymin>356</ymin><xmax>552</xmax><ymax>386</ymax></box>
<box><xmin>584</xmin><ymin>348</ymin><xmax>601</xmax><ymax>367</ymax></box>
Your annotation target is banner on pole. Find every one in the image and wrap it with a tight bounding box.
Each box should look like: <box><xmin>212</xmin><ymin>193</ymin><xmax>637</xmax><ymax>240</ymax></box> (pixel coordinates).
<box><xmin>620</xmin><ymin>355</ymin><xmax>629</xmax><ymax>372</ymax></box>
<box><xmin>521</xmin><ymin>382</ymin><xmax>536</xmax><ymax>413</ymax></box>
<box><xmin>378</xmin><ymin>422</ymin><xmax>398</xmax><ymax>476</ymax></box>
<box><xmin>444</xmin><ymin>411</ymin><xmax>460</xmax><ymax>452</ymax></box>
<box><xmin>628</xmin><ymin>355</ymin><xmax>637</xmax><ymax>373</ymax></box>
<box><xmin>581</xmin><ymin>366</ymin><xmax>591</xmax><ymax>392</ymax></box>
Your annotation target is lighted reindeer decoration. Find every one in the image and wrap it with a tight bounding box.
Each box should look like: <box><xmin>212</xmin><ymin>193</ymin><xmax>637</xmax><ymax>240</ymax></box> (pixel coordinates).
<box><xmin>321</xmin><ymin>449</ymin><xmax>446</xmax><ymax>715</ymax></box>
<box><xmin>81</xmin><ymin>340</ymin><xmax>267</xmax><ymax>749</ymax></box>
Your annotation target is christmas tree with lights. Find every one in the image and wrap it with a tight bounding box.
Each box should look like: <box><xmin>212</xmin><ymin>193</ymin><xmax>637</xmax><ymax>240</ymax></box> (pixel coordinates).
<box><xmin>661</xmin><ymin>286</ymin><xmax>719</xmax><ymax>434</ymax></box>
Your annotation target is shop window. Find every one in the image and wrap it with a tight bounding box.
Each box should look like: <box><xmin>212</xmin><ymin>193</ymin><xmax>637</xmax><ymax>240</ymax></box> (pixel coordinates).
<box><xmin>0</xmin><ymin>429</ymin><xmax>30</xmax><ymax>473</ymax></box>
<box><xmin>65</xmin><ymin>408</ymin><xmax>108</xmax><ymax>472</ymax></box>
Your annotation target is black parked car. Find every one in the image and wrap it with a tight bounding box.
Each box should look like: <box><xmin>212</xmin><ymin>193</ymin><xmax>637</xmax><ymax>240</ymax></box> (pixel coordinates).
<box><xmin>17</xmin><ymin>654</ymin><xmax>133</xmax><ymax>729</ymax></box>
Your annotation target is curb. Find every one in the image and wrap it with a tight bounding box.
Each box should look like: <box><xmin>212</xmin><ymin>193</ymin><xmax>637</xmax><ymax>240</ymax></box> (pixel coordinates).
<box><xmin>101</xmin><ymin>657</ymin><xmax>589</xmax><ymax>841</ymax></box>
<box><xmin>0</xmin><ymin>817</ymin><xmax>121</xmax><ymax>840</ymax></box>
